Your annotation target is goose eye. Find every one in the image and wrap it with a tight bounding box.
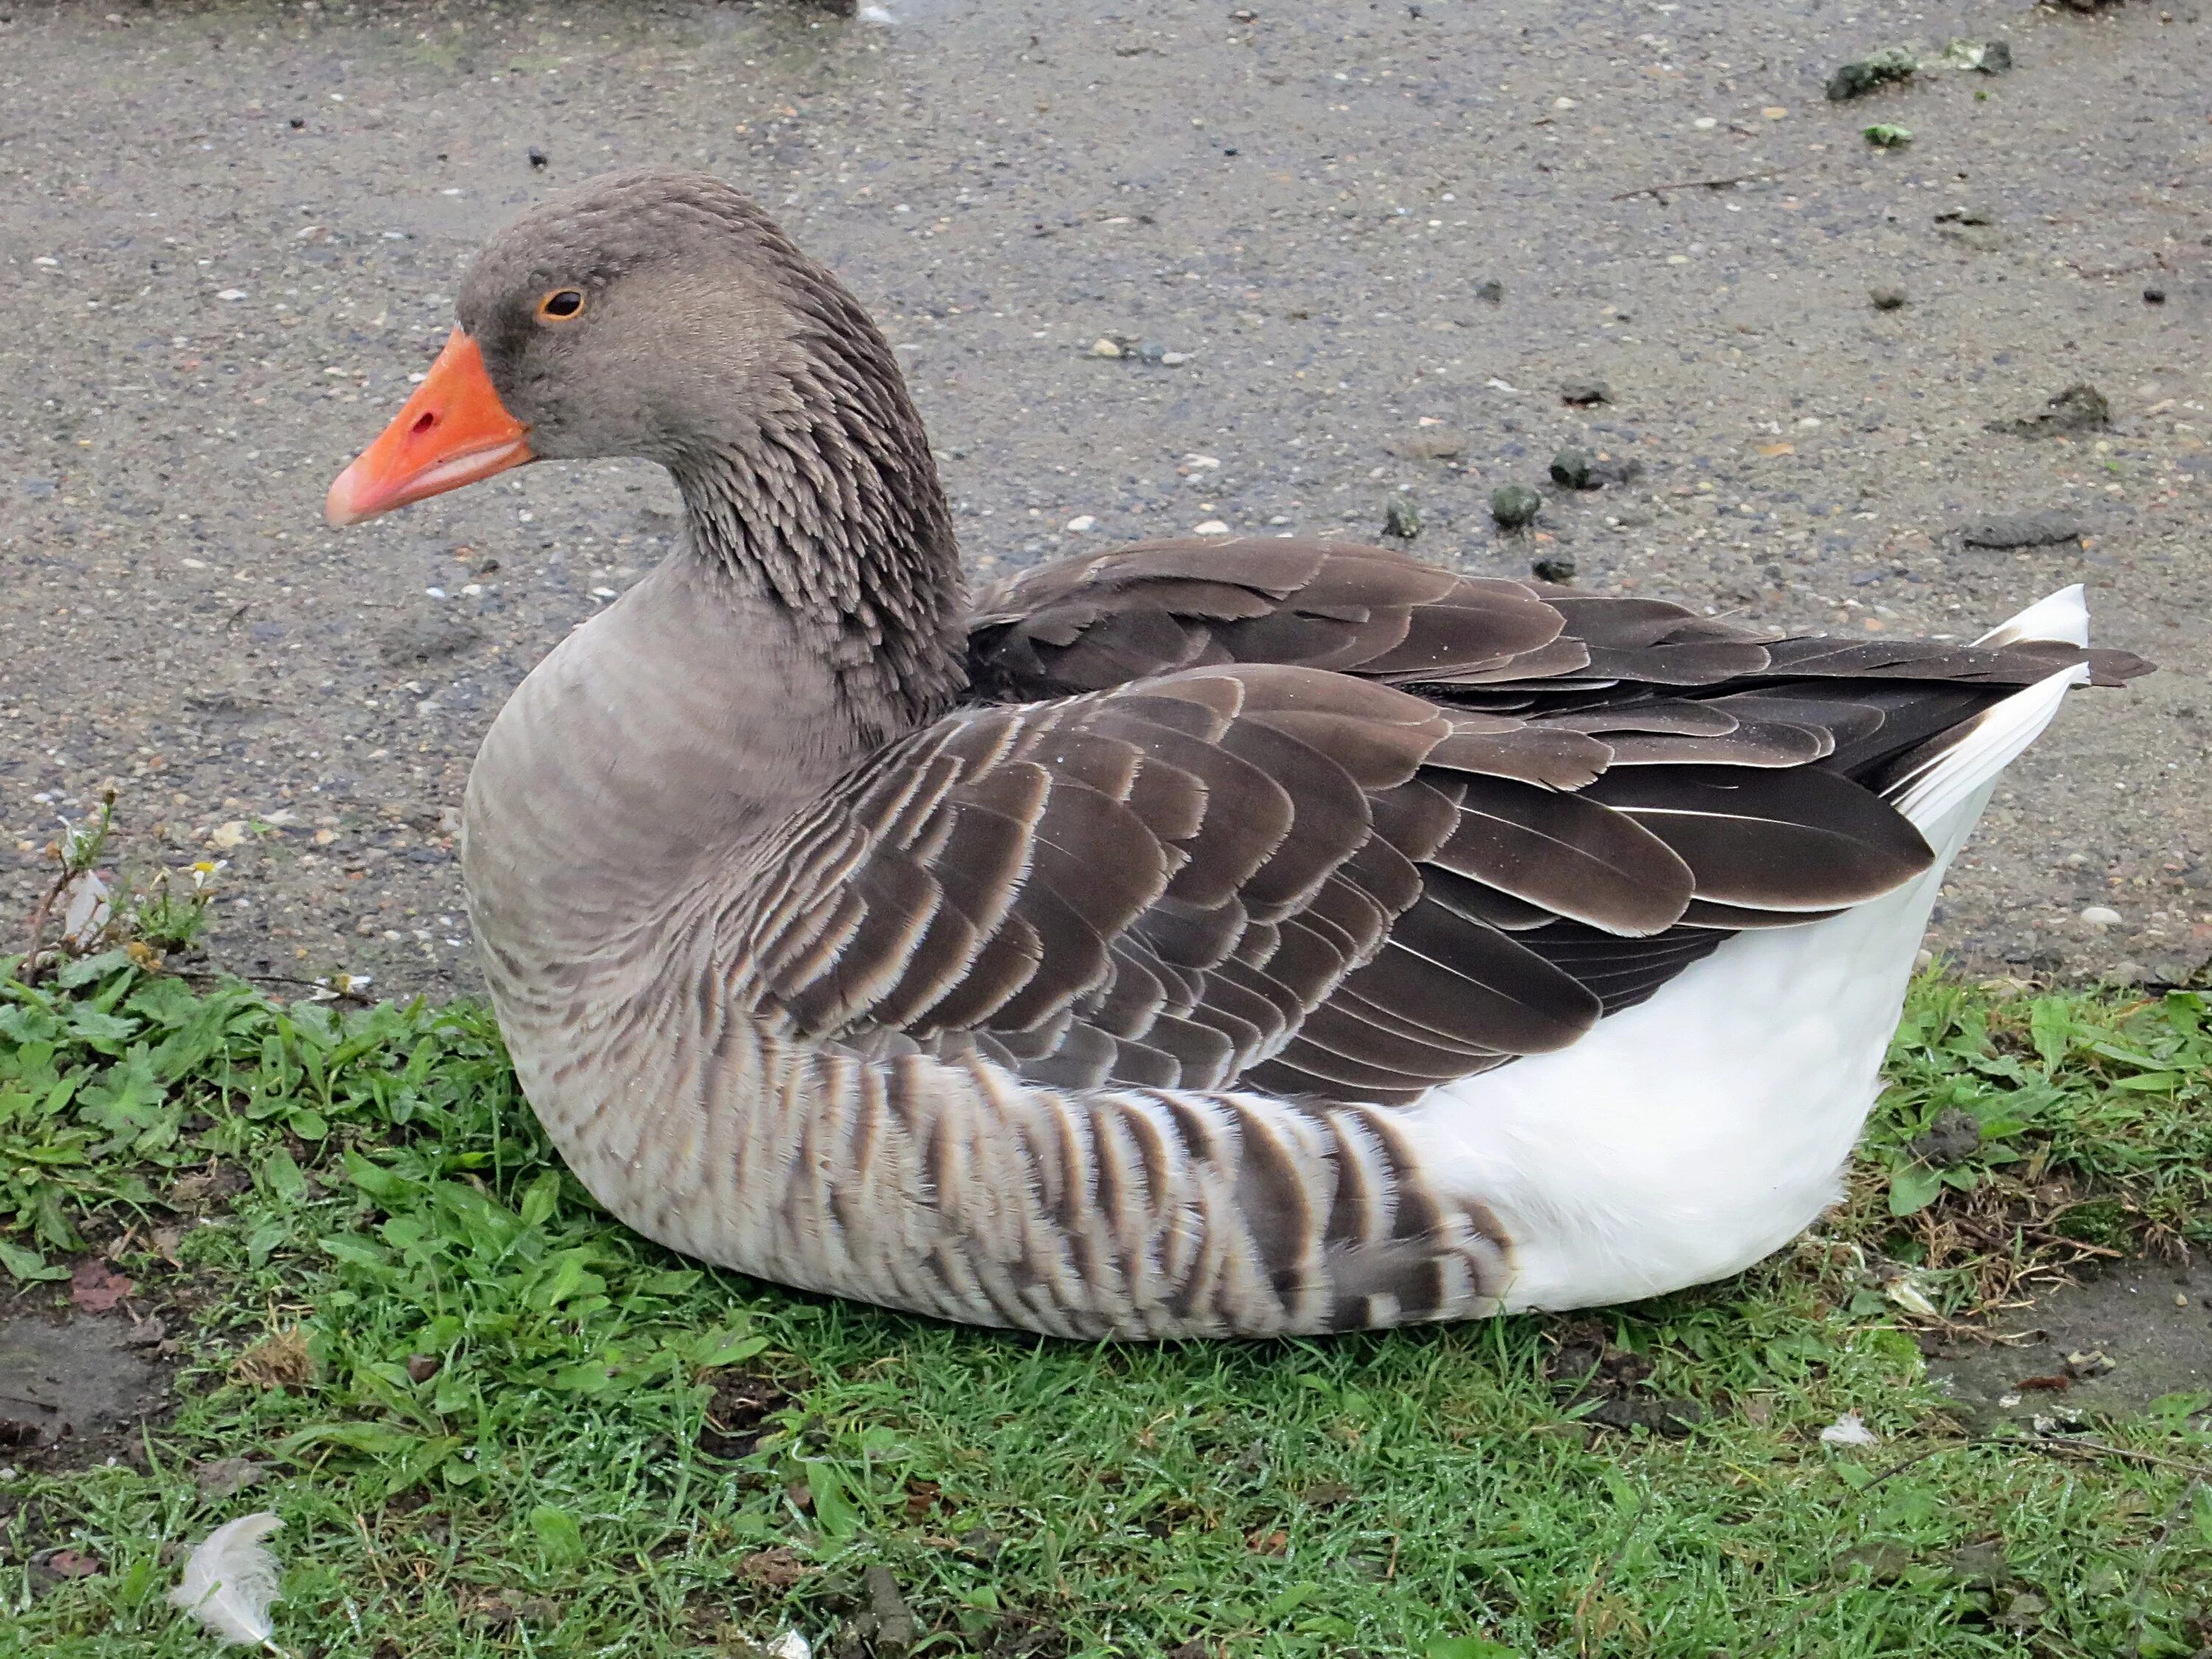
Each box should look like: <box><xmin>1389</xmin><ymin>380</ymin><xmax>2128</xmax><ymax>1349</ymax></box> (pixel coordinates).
<box><xmin>537</xmin><ymin>288</ymin><xmax>586</xmax><ymax>322</ymax></box>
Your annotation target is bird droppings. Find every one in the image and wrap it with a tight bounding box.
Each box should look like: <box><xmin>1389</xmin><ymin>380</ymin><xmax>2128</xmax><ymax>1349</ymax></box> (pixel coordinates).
<box><xmin>1490</xmin><ymin>484</ymin><xmax>1543</xmax><ymax>528</ymax></box>
<box><xmin>1959</xmin><ymin>512</ymin><xmax>2086</xmax><ymax>550</ymax></box>
<box><xmin>1380</xmin><ymin>496</ymin><xmax>1422</xmax><ymax>539</ymax></box>
<box><xmin>1988</xmin><ymin>383</ymin><xmax>2112</xmax><ymax>437</ymax></box>
<box><xmin>1825</xmin><ymin>47</ymin><xmax>1917</xmax><ymax>102</ymax></box>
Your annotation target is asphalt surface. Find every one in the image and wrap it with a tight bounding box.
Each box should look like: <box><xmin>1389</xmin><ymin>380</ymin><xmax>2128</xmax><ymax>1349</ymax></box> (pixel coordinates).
<box><xmin>2</xmin><ymin>0</ymin><xmax>2208</xmax><ymax>1001</ymax></box>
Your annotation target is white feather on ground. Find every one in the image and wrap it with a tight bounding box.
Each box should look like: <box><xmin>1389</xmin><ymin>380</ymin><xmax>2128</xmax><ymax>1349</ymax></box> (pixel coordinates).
<box><xmin>169</xmin><ymin>1512</ymin><xmax>285</xmax><ymax>1650</ymax></box>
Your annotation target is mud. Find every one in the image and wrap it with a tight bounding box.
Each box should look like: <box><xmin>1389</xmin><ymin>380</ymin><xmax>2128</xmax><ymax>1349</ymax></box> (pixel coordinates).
<box><xmin>0</xmin><ymin>1311</ymin><xmax>167</xmax><ymax>1465</ymax></box>
<box><xmin>1</xmin><ymin>0</ymin><xmax>2208</xmax><ymax>1000</ymax></box>
<box><xmin>1929</xmin><ymin>1248</ymin><xmax>2212</xmax><ymax>1422</ymax></box>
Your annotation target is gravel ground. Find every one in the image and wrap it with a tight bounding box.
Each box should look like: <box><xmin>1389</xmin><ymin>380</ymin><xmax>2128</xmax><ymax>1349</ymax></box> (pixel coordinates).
<box><xmin>2</xmin><ymin>0</ymin><xmax>2208</xmax><ymax>1001</ymax></box>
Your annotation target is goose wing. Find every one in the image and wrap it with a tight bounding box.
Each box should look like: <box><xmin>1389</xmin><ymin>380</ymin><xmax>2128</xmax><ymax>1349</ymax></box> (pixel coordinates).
<box><xmin>722</xmin><ymin>535</ymin><xmax>2152</xmax><ymax>1105</ymax></box>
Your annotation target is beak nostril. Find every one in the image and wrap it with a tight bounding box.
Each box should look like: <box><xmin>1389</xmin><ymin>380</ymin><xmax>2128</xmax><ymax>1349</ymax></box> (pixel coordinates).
<box><xmin>411</xmin><ymin>411</ymin><xmax>438</xmax><ymax>436</ymax></box>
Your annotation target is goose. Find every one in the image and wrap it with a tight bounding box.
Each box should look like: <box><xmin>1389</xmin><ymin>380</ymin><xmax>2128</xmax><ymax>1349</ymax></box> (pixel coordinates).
<box><xmin>325</xmin><ymin>170</ymin><xmax>2148</xmax><ymax>1339</ymax></box>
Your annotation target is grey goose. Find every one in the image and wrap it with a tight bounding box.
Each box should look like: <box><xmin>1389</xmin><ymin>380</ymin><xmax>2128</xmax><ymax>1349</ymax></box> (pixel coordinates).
<box><xmin>326</xmin><ymin>170</ymin><xmax>2148</xmax><ymax>1338</ymax></box>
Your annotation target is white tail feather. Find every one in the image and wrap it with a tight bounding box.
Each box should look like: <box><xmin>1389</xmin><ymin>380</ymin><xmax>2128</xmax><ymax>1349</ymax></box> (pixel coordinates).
<box><xmin>169</xmin><ymin>1512</ymin><xmax>284</xmax><ymax>1651</ymax></box>
<box><xmin>1974</xmin><ymin>581</ymin><xmax>2088</xmax><ymax>649</ymax></box>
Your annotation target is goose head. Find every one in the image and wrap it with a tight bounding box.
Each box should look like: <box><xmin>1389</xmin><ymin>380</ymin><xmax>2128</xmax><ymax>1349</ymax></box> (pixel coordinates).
<box><xmin>327</xmin><ymin>168</ymin><xmax>965</xmax><ymax>728</ymax></box>
<box><xmin>326</xmin><ymin>167</ymin><xmax>918</xmax><ymax>524</ymax></box>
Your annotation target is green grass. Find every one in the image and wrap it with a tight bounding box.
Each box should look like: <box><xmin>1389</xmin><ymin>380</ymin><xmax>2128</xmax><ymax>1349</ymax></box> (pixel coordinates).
<box><xmin>2</xmin><ymin>956</ymin><xmax>2208</xmax><ymax>1657</ymax></box>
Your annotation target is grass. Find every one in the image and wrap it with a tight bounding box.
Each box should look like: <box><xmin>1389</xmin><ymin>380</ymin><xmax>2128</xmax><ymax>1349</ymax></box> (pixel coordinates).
<box><xmin>1</xmin><ymin>954</ymin><xmax>2208</xmax><ymax>1658</ymax></box>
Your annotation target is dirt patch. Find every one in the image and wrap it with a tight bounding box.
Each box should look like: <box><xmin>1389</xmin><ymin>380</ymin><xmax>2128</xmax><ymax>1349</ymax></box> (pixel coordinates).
<box><xmin>1927</xmin><ymin>1248</ymin><xmax>2212</xmax><ymax>1422</ymax></box>
<box><xmin>697</xmin><ymin>1368</ymin><xmax>790</xmax><ymax>1459</ymax></box>
<box><xmin>0</xmin><ymin>1312</ymin><xmax>170</xmax><ymax>1467</ymax></box>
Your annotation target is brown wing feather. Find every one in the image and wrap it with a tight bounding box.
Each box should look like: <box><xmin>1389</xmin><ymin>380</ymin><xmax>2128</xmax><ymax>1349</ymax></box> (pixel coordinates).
<box><xmin>722</xmin><ymin>539</ymin><xmax>2146</xmax><ymax>1109</ymax></box>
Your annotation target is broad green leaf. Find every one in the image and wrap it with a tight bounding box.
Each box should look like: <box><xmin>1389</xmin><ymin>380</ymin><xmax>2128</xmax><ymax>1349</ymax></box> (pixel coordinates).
<box><xmin>801</xmin><ymin>1458</ymin><xmax>861</xmax><ymax>1541</ymax></box>
<box><xmin>1888</xmin><ymin>1163</ymin><xmax>1942</xmax><ymax>1216</ymax></box>
<box><xmin>344</xmin><ymin>1149</ymin><xmax>414</xmax><ymax>1204</ymax></box>
<box><xmin>0</xmin><ymin>1237</ymin><xmax>69</xmax><ymax>1281</ymax></box>
<box><xmin>2028</xmin><ymin>998</ymin><xmax>2073</xmax><ymax>1072</ymax></box>
<box><xmin>1261</xmin><ymin>1583</ymin><xmax>1323</xmax><ymax>1620</ymax></box>
<box><xmin>282</xmin><ymin>1421</ymin><xmax>423</xmax><ymax>1458</ymax></box>
<box><xmin>263</xmin><ymin>1148</ymin><xmax>309</xmax><ymax>1203</ymax></box>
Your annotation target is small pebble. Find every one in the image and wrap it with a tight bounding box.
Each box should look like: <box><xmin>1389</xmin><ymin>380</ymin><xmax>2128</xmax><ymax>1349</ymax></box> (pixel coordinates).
<box><xmin>1088</xmin><ymin>338</ymin><xmax>1122</xmax><ymax>358</ymax></box>
<box><xmin>1531</xmin><ymin>554</ymin><xmax>1577</xmax><ymax>582</ymax></box>
<box><xmin>1870</xmin><ymin>285</ymin><xmax>1908</xmax><ymax>310</ymax></box>
<box><xmin>1192</xmin><ymin>519</ymin><xmax>1230</xmax><ymax>535</ymax></box>
<box><xmin>1491</xmin><ymin>484</ymin><xmax>1543</xmax><ymax>528</ymax></box>
<box><xmin>526</xmin><ymin>145</ymin><xmax>549</xmax><ymax>170</ymax></box>
<box><xmin>1559</xmin><ymin>379</ymin><xmax>1610</xmax><ymax>406</ymax></box>
<box><xmin>2079</xmin><ymin>905</ymin><xmax>2122</xmax><ymax>927</ymax></box>
<box><xmin>1064</xmin><ymin>515</ymin><xmax>1096</xmax><ymax>532</ymax></box>
<box><xmin>2143</xmin><ymin>286</ymin><xmax>2166</xmax><ymax>304</ymax></box>
<box><xmin>1473</xmin><ymin>278</ymin><xmax>1505</xmax><ymax>305</ymax></box>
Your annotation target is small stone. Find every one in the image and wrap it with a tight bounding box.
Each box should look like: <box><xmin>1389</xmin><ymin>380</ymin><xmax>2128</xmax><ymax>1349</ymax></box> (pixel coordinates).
<box><xmin>2143</xmin><ymin>285</ymin><xmax>2166</xmax><ymax>304</ymax></box>
<box><xmin>1491</xmin><ymin>484</ymin><xmax>1543</xmax><ymax>528</ymax></box>
<box><xmin>2079</xmin><ymin>905</ymin><xmax>2123</xmax><ymax>927</ymax></box>
<box><xmin>1559</xmin><ymin>379</ymin><xmax>1610</xmax><ymax>406</ymax></box>
<box><xmin>1978</xmin><ymin>39</ymin><xmax>2013</xmax><ymax>72</ymax></box>
<box><xmin>526</xmin><ymin>145</ymin><xmax>549</xmax><ymax>169</ymax></box>
<box><xmin>406</xmin><ymin>1352</ymin><xmax>442</xmax><ymax>1383</ymax></box>
<box><xmin>1548</xmin><ymin>447</ymin><xmax>1594</xmax><ymax>489</ymax></box>
<box><xmin>1826</xmin><ymin>47</ymin><xmax>1916</xmax><ymax>102</ymax></box>
<box><xmin>1159</xmin><ymin>351</ymin><xmax>1193</xmax><ymax>366</ymax></box>
<box><xmin>1385</xmin><ymin>428</ymin><xmax>1467</xmax><ymax>460</ymax></box>
<box><xmin>1382</xmin><ymin>497</ymin><xmax>1422</xmax><ymax>540</ymax></box>
<box><xmin>1063</xmin><ymin>515</ymin><xmax>1096</xmax><ymax>532</ymax></box>
<box><xmin>1133</xmin><ymin>339</ymin><xmax>1167</xmax><ymax>364</ymax></box>
<box><xmin>1531</xmin><ymin>554</ymin><xmax>1577</xmax><ymax>583</ymax></box>
<box><xmin>1870</xmin><ymin>285</ymin><xmax>1908</xmax><ymax>310</ymax></box>
<box><xmin>1473</xmin><ymin>278</ymin><xmax>1505</xmax><ymax>304</ymax></box>
<box><xmin>1192</xmin><ymin>519</ymin><xmax>1230</xmax><ymax>535</ymax></box>
<box><xmin>1088</xmin><ymin>337</ymin><xmax>1123</xmax><ymax>358</ymax></box>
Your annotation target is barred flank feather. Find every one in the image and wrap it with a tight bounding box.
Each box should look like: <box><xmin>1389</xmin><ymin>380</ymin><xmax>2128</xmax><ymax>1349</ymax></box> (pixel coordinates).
<box><xmin>169</xmin><ymin>1512</ymin><xmax>284</xmax><ymax>1651</ymax></box>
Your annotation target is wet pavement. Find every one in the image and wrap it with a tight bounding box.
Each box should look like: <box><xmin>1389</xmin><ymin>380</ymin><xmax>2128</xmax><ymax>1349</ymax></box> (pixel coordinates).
<box><xmin>2</xmin><ymin>0</ymin><xmax>2208</xmax><ymax>1000</ymax></box>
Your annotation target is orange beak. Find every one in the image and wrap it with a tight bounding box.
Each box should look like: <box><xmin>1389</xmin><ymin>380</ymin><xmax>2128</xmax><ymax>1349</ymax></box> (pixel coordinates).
<box><xmin>325</xmin><ymin>328</ymin><xmax>534</xmax><ymax>526</ymax></box>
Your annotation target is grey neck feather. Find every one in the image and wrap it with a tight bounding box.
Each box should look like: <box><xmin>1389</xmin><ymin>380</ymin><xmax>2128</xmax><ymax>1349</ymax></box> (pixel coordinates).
<box><xmin>664</xmin><ymin>273</ymin><xmax>967</xmax><ymax>749</ymax></box>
